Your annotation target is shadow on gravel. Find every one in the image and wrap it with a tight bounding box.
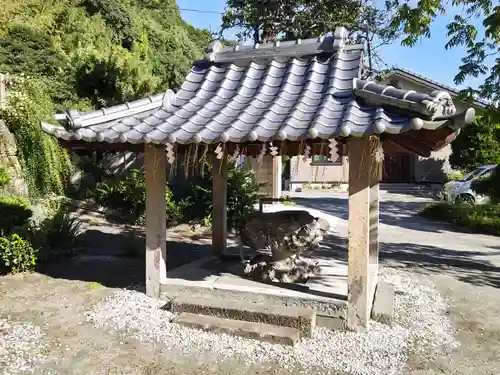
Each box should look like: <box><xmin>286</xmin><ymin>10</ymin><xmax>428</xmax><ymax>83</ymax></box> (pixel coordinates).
<box><xmin>317</xmin><ymin>234</ymin><xmax>500</xmax><ymax>289</ymax></box>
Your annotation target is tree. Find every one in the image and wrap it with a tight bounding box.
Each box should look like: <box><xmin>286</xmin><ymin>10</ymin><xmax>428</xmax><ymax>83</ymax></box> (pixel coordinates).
<box><xmin>449</xmin><ymin>115</ymin><xmax>500</xmax><ymax>171</ymax></box>
<box><xmin>387</xmin><ymin>0</ymin><xmax>500</xmax><ymax>108</ymax></box>
<box><xmin>220</xmin><ymin>0</ymin><xmax>399</xmax><ymax>70</ymax></box>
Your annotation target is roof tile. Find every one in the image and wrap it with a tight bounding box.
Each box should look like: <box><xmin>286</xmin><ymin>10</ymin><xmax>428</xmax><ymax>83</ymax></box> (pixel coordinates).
<box><xmin>41</xmin><ymin>28</ymin><xmax>474</xmax><ymax>145</ymax></box>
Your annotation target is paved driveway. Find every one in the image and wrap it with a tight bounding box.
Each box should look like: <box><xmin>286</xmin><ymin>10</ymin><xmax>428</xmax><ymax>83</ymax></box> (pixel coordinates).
<box><xmin>289</xmin><ymin>192</ymin><xmax>500</xmax><ymax>374</ymax></box>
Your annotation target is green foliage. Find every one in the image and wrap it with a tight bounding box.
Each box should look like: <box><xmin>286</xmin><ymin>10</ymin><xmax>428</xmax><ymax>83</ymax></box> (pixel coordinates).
<box><xmin>0</xmin><ymin>168</ymin><xmax>10</xmax><ymax>189</ymax></box>
<box><xmin>0</xmin><ymin>0</ymin><xmax>211</xmax><ymax>106</ymax></box>
<box><xmin>0</xmin><ymin>195</ymin><xmax>32</xmax><ymax>234</ymax></box>
<box><xmin>450</xmin><ymin>115</ymin><xmax>500</xmax><ymax>171</ymax></box>
<box><xmin>80</xmin><ymin>0</ymin><xmax>136</xmax><ymax>49</ymax></box>
<box><xmin>0</xmin><ymin>233</ymin><xmax>37</xmax><ymax>274</ymax></box>
<box><xmin>92</xmin><ymin>169</ymin><xmax>186</xmax><ymax>225</ymax></box>
<box><xmin>170</xmin><ymin>161</ymin><xmax>260</xmax><ymax>231</ymax></box>
<box><xmin>445</xmin><ymin>170</ymin><xmax>465</xmax><ymax>182</ymax></box>
<box><xmin>0</xmin><ymin>0</ymin><xmax>211</xmax><ymax>197</ymax></box>
<box><xmin>420</xmin><ymin>201</ymin><xmax>500</xmax><ymax>236</ymax></box>
<box><xmin>2</xmin><ymin>77</ymin><xmax>73</xmax><ymax>198</ymax></box>
<box><xmin>473</xmin><ymin>165</ymin><xmax>500</xmax><ymax>202</ymax></box>
<box><xmin>386</xmin><ymin>0</ymin><xmax>500</xmax><ymax>106</ymax></box>
<box><xmin>93</xmin><ymin>169</ymin><xmax>146</xmax><ymax>221</ymax></box>
<box><xmin>226</xmin><ymin>164</ymin><xmax>260</xmax><ymax>231</ymax></box>
<box><xmin>0</xmin><ymin>25</ymin><xmax>66</xmax><ymax>78</ymax></box>
<box><xmin>74</xmin><ymin>45</ymin><xmax>159</xmax><ymax>108</ymax></box>
<box><xmin>32</xmin><ymin>211</ymin><xmax>82</xmax><ymax>261</ymax></box>
<box><xmin>220</xmin><ymin>0</ymin><xmax>398</xmax><ymax>69</ymax></box>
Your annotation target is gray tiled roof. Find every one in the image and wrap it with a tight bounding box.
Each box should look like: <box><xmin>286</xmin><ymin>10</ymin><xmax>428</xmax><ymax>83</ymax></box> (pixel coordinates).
<box><xmin>41</xmin><ymin>27</ymin><xmax>475</xmax><ymax>145</ymax></box>
<box><xmin>45</xmin><ymin>93</ymin><xmax>166</xmax><ymax>141</ymax></box>
<box><xmin>385</xmin><ymin>68</ymin><xmax>489</xmax><ymax>109</ymax></box>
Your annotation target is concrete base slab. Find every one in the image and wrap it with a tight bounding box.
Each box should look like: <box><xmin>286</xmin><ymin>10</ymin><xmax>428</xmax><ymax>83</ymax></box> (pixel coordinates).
<box><xmin>161</xmin><ymin>252</ymin><xmax>348</xmax><ymax>320</ymax></box>
<box><xmin>174</xmin><ymin>313</ymin><xmax>300</xmax><ymax>346</ymax></box>
<box><xmin>371</xmin><ymin>281</ymin><xmax>395</xmax><ymax>326</ymax></box>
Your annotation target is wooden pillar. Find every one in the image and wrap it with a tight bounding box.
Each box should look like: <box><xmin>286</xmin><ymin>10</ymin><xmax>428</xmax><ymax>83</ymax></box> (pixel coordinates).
<box><xmin>271</xmin><ymin>156</ymin><xmax>282</xmax><ymax>199</ymax></box>
<box><xmin>212</xmin><ymin>152</ymin><xmax>228</xmax><ymax>256</ymax></box>
<box><xmin>144</xmin><ymin>144</ymin><xmax>167</xmax><ymax>298</ymax></box>
<box><xmin>369</xmin><ymin>173</ymin><xmax>380</xmax><ymax>303</ymax></box>
<box><xmin>347</xmin><ymin>137</ymin><xmax>372</xmax><ymax>331</ymax></box>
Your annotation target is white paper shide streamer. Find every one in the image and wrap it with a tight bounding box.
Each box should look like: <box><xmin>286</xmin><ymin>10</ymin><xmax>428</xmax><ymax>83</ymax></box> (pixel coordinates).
<box><xmin>329</xmin><ymin>139</ymin><xmax>338</xmax><ymax>162</ymax></box>
<box><xmin>302</xmin><ymin>144</ymin><xmax>311</xmax><ymax>162</ymax></box>
<box><xmin>214</xmin><ymin>144</ymin><xmax>224</xmax><ymax>160</ymax></box>
<box><xmin>269</xmin><ymin>142</ymin><xmax>278</xmax><ymax>156</ymax></box>
<box><xmin>166</xmin><ymin>143</ymin><xmax>175</xmax><ymax>164</ymax></box>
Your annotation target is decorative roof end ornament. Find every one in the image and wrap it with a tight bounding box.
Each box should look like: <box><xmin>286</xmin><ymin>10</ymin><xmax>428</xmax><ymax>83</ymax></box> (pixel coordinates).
<box><xmin>205</xmin><ymin>40</ymin><xmax>224</xmax><ymax>62</ymax></box>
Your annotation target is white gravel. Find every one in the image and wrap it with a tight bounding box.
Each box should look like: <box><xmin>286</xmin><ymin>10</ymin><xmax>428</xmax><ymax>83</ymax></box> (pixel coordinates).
<box><xmin>84</xmin><ymin>268</ymin><xmax>458</xmax><ymax>375</ymax></box>
<box><xmin>0</xmin><ymin>318</ymin><xmax>47</xmax><ymax>375</ymax></box>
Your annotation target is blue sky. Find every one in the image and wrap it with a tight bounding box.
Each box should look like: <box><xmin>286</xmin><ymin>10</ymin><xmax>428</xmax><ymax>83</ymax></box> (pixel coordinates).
<box><xmin>178</xmin><ymin>0</ymin><xmax>484</xmax><ymax>91</ymax></box>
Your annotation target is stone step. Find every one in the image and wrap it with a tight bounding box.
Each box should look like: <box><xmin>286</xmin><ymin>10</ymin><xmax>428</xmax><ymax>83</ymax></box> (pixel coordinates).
<box><xmin>167</xmin><ymin>295</ymin><xmax>316</xmax><ymax>337</ymax></box>
<box><xmin>174</xmin><ymin>312</ymin><xmax>300</xmax><ymax>346</ymax></box>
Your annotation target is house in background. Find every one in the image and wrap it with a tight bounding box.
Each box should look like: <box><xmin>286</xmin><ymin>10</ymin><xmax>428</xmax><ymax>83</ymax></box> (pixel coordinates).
<box><xmin>286</xmin><ymin>68</ymin><xmax>487</xmax><ymax>191</ymax></box>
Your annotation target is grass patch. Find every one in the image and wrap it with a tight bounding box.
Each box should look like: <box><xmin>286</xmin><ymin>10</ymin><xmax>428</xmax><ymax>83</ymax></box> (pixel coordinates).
<box><xmin>420</xmin><ymin>202</ymin><xmax>500</xmax><ymax>236</ymax></box>
<box><xmin>87</xmin><ymin>281</ymin><xmax>102</xmax><ymax>290</ymax></box>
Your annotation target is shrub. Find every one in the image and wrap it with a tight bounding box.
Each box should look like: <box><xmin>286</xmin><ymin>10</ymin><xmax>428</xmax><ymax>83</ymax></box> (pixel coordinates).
<box><xmin>93</xmin><ymin>168</ymin><xmax>192</xmax><ymax>226</ymax></box>
<box><xmin>2</xmin><ymin>76</ymin><xmax>73</xmax><ymax>198</ymax></box>
<box><xmin>0</xmin><ymin>233</ymin><xmax>37</xmax><ymax>274</ymax></box>
<box><xmin>227</xmin><ymin>164</ymin><xmax>260</xmax><ymax>231</ymax></box>
<box><xmin>93</xmin><ymin>168</ymin><xmax>146</xmax><ymax>220</ymax></box>
<box><xmin>32</xmin><ymin>211</ymin><xmax>82</xmax><ymax>261</ymax></box>
<box><xmin>420</xmin><ymin>202</ymin><xmax>500</xmax><ymax>236</ymax></box>
<box><xmin>93</xmin><ymin>161</ymin><xmax>260</xmax><ymax>230</ymax></box>
<box><xmin>0</xmin><ymin>168</ymin><xmax>10</xmax><ymax>189</ymax></box>
<box><xmin>0</xmin><ymin>195</ymin><xmax>32</xmax><ymax>234</ymax></box>
<box><xmin>445</xmin><ymin>170</ymin><xmax>464</xmax><ymax>182</ymax></box>
<box><xmin>169</xmin><ymin>161</ymin><xmax>260</xmax><ymax>231</ymax></box>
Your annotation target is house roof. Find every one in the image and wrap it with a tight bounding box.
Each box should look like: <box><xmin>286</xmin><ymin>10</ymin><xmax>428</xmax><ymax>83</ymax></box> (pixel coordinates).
<box><xmin>385</xmin><ymin>68</ymin><xmax>489</xmax><ymax>109</ymax></box>
<box><xmin>41</xmin><ymin>27</ymin><xmax>475</xmax><ymax>149</ymax></box>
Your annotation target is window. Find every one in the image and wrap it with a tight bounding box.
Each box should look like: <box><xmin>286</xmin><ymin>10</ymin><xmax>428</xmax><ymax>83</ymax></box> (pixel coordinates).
<box><xmin>310</xmin><ymin>155</ymin><xmax>342</xmax><ymax>165</ymax></box>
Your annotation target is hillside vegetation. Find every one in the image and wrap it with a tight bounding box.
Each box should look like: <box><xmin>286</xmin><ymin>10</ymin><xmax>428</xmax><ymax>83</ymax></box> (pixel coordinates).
<box><xmin>0</xmin><ymin>0</ymin><xmax>211</xmax><ymax>197</ymax></box>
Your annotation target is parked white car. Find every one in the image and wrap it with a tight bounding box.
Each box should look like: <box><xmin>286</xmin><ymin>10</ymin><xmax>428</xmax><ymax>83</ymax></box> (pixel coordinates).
<box><xmin>441</xmin><ymin>164</ymin><xmax>497</xmax><ymax>204</ymax></box>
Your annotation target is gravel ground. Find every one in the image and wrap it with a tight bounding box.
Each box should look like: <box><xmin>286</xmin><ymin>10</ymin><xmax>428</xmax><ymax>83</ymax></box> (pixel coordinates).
<box><xmin>0</xmin><ymin>318</ymin><xmax>48</xmax><ymax>375</ymax></box>
<box><xmin>82</xmin><ymin>267</ymin><xmax>457</xmax><ymax>375</ymax></box>
<box><xmin>1</xmin><ymin>193</ymin><xmax>498</xmax><ymax>374</ymax></box>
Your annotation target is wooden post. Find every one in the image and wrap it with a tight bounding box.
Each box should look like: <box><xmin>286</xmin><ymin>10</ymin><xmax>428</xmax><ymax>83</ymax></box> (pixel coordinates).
<box><xmin>144</xmin><ymin>144</ymin><xmax>167</xmax><ymax>298</ymax></box>
<box><xmin>271</xmin><ymin>156</ymin><xmax>282</xmax><ymax>199</ymax></box>
<box><xmin>212</xmin><ymin>152</ymin><xmax>228</xmax><ymax>256</ymax></box>
<box><xmin>347</xmin><ymin>137</ymin><xmax>372</xmax><ymax>331</ymax></box>
<box><xmin>369</xmin><ymin>173</ymin><xmax>380</xmax><ymax>303</ymax></box>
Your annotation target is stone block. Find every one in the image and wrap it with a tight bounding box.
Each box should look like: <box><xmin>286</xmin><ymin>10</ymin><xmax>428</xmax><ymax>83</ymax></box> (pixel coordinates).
<box><xmin>316</xmin><ymin>313</ymin><xmax>347</xmax><ymax>331</ymax></box>
<box><xmin>371</xmin><ymin>281</ymin><xmax>395</xmax><ymax>326</ymax></box>
<box><xmin>174</xmin><ymin>312</ymin><xmax>300</xmax><ymax>346</ymax></box>
<box><xmin>168</xmin><ymin>295</ymin><xmax>316</xmax><ymax>337</ymax></box>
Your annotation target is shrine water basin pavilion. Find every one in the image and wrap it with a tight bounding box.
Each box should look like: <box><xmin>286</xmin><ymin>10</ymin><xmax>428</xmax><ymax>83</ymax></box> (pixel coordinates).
<box><xmin>41</xmin><ymin>27</ymin><xmax>474</xmax><ymax>332</ymax></box>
